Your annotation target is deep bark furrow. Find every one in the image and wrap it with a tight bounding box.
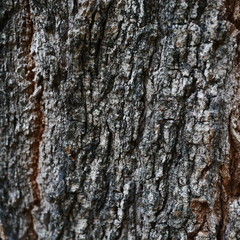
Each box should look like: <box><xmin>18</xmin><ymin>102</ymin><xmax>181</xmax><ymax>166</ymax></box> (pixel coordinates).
<box><xmin>23</xmin><ymin>0</ymin><xmax>44</xmax><ymax>238</ymax></box>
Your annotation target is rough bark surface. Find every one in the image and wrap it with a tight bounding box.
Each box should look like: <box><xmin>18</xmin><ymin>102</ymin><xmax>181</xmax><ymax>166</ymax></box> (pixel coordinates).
<box><xmin>1</xmin><ymin>0</ymin><xmax>240</xmax><ymax>239</ymax></box>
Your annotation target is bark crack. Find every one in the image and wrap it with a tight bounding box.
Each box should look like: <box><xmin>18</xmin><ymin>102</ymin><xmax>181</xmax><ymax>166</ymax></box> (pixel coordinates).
<box><xmin>23</xmin><ymin>0</ymin><xmax>44</xmax><ymax>239</ymax></box>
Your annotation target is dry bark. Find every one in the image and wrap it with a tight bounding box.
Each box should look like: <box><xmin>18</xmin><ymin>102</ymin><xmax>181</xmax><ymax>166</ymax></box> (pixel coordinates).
<box><xmin>1</xmin><ymin>0</ymin><xmax>240</xmax><ymax>239</ymax></box>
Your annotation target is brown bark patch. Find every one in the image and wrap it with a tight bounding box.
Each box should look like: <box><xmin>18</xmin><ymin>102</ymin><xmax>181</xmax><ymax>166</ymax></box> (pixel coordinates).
<box><xmin>65</xmin><ymin>146</ymin><xmax>79</xmax><ymax>160</ymax></box>
<box><xmin>22</xmin><ymin>0</ymin><xmax>45</xmax><ymax>239</ymax></box>
<box><xmin>215</xmin><ymin>174</ymin><xmax>229</xmax><ymax>240</ymax></box>
<box><xmin>216</xmin><ymin>108</ymin><xmax>240</xmax><ymax>239</ymax></box>
<box><xmin>0</xmin><ymin>224</ymin><xmax>8</xmax><ymax>240</ymax></box>
<box><xmin>188</xmin><ymin>199</ymin><xmax>211</xmax><ymax>240</ymax></box>
<box><xmin>225</xmin><ymin>0</ymin><xmax>240</xmax><ymax>31</ymax></box>
<box><xmin>227</xmin><ymin>108</ymin><xmax>240</xmax><ymax>198</ymax></box>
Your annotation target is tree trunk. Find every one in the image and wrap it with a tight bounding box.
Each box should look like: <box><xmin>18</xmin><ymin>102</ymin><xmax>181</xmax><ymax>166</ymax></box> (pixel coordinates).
<box><xmin>1</xmin><ymin>0</ymin><xmax>240</xmax><ymax>239</ymax></box>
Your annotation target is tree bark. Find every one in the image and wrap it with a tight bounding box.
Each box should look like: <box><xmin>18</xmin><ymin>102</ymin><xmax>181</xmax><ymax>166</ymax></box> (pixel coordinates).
<box><xmin>1</xmin><ymin>0</ymin><xmax>240</xmax><ymax>239</ymax></box>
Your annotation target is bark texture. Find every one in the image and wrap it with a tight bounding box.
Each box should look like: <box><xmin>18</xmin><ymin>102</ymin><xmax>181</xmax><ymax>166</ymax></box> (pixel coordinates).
<box><xmin>1</xmin><ymin>0</ymin><xmax>240</xmax><ymax>239</ymax></box>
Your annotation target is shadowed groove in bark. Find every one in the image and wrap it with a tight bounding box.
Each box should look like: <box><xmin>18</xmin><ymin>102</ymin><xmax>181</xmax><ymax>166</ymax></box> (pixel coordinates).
<box><xmin>0</xmin><ymin>2</ymin><xmax>18</xmax><ymax>33</ymax></box>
